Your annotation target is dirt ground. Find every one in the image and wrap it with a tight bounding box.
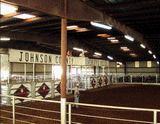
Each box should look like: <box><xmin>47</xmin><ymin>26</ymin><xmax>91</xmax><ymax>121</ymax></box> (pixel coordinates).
<box><xmin>1</xmin><ymin>84</ymin><xmax>160</xmax><ymax>124</ymax></box>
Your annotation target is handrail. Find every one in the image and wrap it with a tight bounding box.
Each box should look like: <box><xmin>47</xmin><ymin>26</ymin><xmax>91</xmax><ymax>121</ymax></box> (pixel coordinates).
<box><xmin>67</xmin><ymin>101</ymin><xmax>160</xmax><ymax>112</ymax></box>
<box><xmin>0</xmin><ymin>94</ymin><xmax>61</xmax><ymax>104</ymax></box>
<box><xmin>1</xmin><ymin>94</ymin><xmax>159</xmax><ymax>124</ymax></box>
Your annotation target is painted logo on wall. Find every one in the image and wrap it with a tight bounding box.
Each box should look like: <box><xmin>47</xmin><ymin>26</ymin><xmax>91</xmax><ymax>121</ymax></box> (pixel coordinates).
<box><xmin>56</xmin><ymin>82</ymin><xmax>61</xmax><ymax>94</ymax></box>
<box><xmin>14</xmin><ymin>85</ymin><xmax>30</xmax><ymax>102</ymax></box>
<box><xmin>38</xmin><ymin>83</ymin><xmax>50</xmax><ymax>98</ymax></box>
<box><xmin>91</xmin><ymin>78</ymin><xmax>96</xmax><ymax>88</ymax></box>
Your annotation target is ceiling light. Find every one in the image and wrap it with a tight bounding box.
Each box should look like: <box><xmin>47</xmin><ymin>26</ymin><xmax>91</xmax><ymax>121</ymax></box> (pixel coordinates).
<box><xmin>107</xmin><ymin>56</ymin><xmax>113</xmax><ymax>60</ymax></box>
<box><xmin>0</xmin><ymin>2</ymin><xmax>18</xmax><ymax>15</ymax></box>
<box><xmin>120</xmin><ymin>47</ymin><xmax>128</xmax><ymax>49</ymax></box>
<box><xmin>120</xmin><ymin>47</ymin><xmax>130</xmax><ymax>51</ymax></box>
<box><xmin>124</xmin><ymin>35</ymin><xmax>134</xmax><ymax>41</ymax></box>
<box><xmin>0</xmin><ymin>37</ymin><xmax>10</xmax><ymax>41</ymax></box>
<box><xmin>153</xmin><ymin>55</ymin><xmax>156</xmax><ymax>59</ymax></box>
<box><xmin>91</xmin><ymin>22</ymin><xmax>112</xmax><ymax>30</ymax></box>
<box><xmin>67</xmin><ymin>25</ymin><xmax>78</xmax><ymax>30</ymax></box>
<box><xmin>73</xmin><ymin>47</ymin><xmax>83</xmax><ymax>52</ymax></box>
<box><xmin>110</xmin><ymin>40</ymin><xmax>119</xmax><ymax>42</ymax></box>
<box><xmin>118</xmin><ymin>62</ymin><xmax>123</xmax><ymax>65</ymax></box>
<box><xmin>107</xmin><ymin>37</ymin><xmax>115</xmax><ymax>40</ymax></box>
<box><xmin>94</xmin><ymin>52</ymin><xmax>102</xmax><ymax>56</ymax></box>
<box><xmin>130</xmin><ymin>53</ymin><xmax>137</xmax><ymax>57</ymax></box>
<box><xmin>148</xmin><ymin>50</ymin><xmax>152</xmax><ymax>54</ymax></box>
<box><xmin>13</xmin><ymin>14</ymin><xmax>36</xmax><ymax>19</ymax></box>
<box><xmin>76</xmin><ymin>28</ymin><xmax>89</xmax><ymax>32</ymax></box>
<box><xmin>140</xmin><ymin>44</ymin><xmax>146</xmax><ymax>49</ymax></box>
<box><xmin>97</xmin><ymin>34</ymin><xmax>110</xmax><ymax>37</ymax></box>
<box><xmin>157</xmin><ymin>61</ymin><xmax>159</xmax><ymax>64</ymax></box>
<box><xmin>123</xmin><ymin>48</ymin><xmax>130</xmax><ymax>51</ymax></box>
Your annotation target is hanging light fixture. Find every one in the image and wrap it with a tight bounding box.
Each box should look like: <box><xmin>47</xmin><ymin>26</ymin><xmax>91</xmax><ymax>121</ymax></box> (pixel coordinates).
<box><xmin>124</xmin><ymin>35</ymin><xmax>134</xmax><ymax>41</ymax></box>
<box><xmin>94</xmin><ymin>52</ymin><xmax>102</xmax><ymax>56</ymax></box>
<box><xmin>90</xmin><ymin>22</ymin><xmax>112</xmax><ymax>30</ymax></box>
<box><xmin>140</xmin><ymin>44</ymin><xmax>146</xmax><ymax>49</ymax></box>
<box><xmin>148</xmin><ymin>50</ymin><xmax>152</xmax><ymax>54</ymax></box>
<box><xmin>13</xmin><ymin>13</ymin><xmax>36</xmax><ymax>19</ymax></box>
<box><xmin>107</xmin><ymin>56</ymin><xmax>113</xmax><ymax>60</ymax></box>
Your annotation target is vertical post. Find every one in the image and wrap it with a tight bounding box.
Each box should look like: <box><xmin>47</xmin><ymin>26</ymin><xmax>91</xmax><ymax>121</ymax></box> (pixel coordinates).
<box><xmin>124</xmin><ymin>62</ymin><xmax>127</xmax><ymax>75</ymax></box>
<box><xmin>96</xmin><ymin>66</ymin><xmax>99</xmax><ymax>76</ymax></box>
<box><xmin>6</xmin><ymin>84</ymin><xmax>11</xmax><ymax>104</ymax></box>
<box><xmin>44</xmin><ymin>64</ymin><xmax>46</xmax><ymax>80</ymax></box>
<box><xmin>85</xmin><ymin>66</ymin><xmax>87</xmax><ymax>89</ymax></box>
<box><xmin>123</xmin><ymin>75</ymin><xmax>124</xmax><ymax>83</ymax></box>
<box><xmin>8</xmin><ymin>62</ymin><xmax>11</xmax><ymax>83</ymax></box>
<box><xmin>108</xmin><ymin>65</ymin><xmax>109</xmax><ymax>75</ymax></box>
<box><xmin>67</xmin><ymin>65</ymin><xmax>69</xmax><ymax>94</ymax></box>
<box><xmin>24</xmin><ymin>64</ymin><xmax>27</xmax><ymax>81</ymax></box>
<box><xmin>33</xmin><ymin>63</ymin><xmax>35</xmax><ymax>82</ymax></box>
<box><xmin>31</xmin><ymin>81</ymin><xmax>36</xmax><ymax>99</ymax></box>
<box><xmin>153</xmin><ymin>111</ymin><xmax>157</xmax><ymax>124</ymax></box>
<box><xmin>142</xmin><ymin>74</ymin><xmax>143</xmax><ymax>83</ymax></box>
<box><xmin>68</xmin><ymin>104</ymin><xmax>71</xmax><ymax>124</ymax></box>
<box><xmin>51</xmin><ymin>80</ymin><xmax>55</xmax><ymax>98</ymax></box>
<box><xmin>131</xmin><ymin>75</ymin><xmax>132</xmax><ymax>83</ymax></box>
<box><xmin>71</xmin><ymin>65</ymin><xmax>73</xmax><ymax>92</ymax></box>
<box><xmin>12</xmin><ymin>96</ymin><xmax>15</xmax><ymax>124</ymax></box>
<box><xmin>102</xmin><ymin>66</ymin><xmax>105</xmax><ymax>76</ymax></box>
<box><xmin>61</xmin><ymin>18</ymin><xmax>67</xmax><ymax>124</ymax></box>
<box><xmin>156</xmin><ymin>74</ymin><xmax>158</xmax><ymax>83</ymax></box>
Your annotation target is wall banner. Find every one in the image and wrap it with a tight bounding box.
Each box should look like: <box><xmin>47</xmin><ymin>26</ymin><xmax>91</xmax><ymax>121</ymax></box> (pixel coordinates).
<box><xmin>9</xmin><ymin>49</ymin><xmax>89</xmax><ymax>65</ymax></box>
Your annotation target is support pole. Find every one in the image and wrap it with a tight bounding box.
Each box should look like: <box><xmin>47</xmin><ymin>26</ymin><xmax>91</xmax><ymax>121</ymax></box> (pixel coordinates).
<box><xmin>44</xmin><ymin>64</ymin><xmax>46</xmax><ymax>80</ymax></box>
<box><xmin>61</xmin><ymin>18</ymin><xmax>67</xmax><ymax>124</ymax></box>
<box><xmin>154</xmin><ymin>111</ymin><xmax>157</xmax><ymax>124</ymax></box>
<box><xmin>12</xmin><ymin>96</ymin><xmax>15</xmax><ymax>124</ymax></box>
<box><xmin>24</xmin><ymin>64</ymin><xmax>26</xmax><ymax>81</ymax></box>
<box><xmin>33</xmin><ymin>63</ymin><xmax>35</xmax><ymax>82</ymax></box>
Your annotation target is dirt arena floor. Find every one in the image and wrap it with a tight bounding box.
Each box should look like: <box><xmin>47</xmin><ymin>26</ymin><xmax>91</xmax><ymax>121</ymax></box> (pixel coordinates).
<box><xmin>1</xmin><ymin>84</ymin><xmax>160</xmax><ymax>124</ymax></box>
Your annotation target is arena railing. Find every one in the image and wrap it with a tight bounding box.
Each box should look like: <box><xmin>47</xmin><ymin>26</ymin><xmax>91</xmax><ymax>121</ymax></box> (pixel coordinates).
<box><xmin>109</xmin><ymin>74</ymin><xmax>160</xmax><ymax>84</ymax></box>
<box><xmin>1</xmin><ymin>94</ymin><xmax>160</xmax><ymax>124</ymax></box>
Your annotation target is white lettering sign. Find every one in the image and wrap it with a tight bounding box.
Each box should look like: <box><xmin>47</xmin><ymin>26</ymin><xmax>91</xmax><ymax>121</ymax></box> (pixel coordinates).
<box><xmin>9</xmin><ymin>49</ymin><xmax>108</xmax><ymax>66</ymax></box>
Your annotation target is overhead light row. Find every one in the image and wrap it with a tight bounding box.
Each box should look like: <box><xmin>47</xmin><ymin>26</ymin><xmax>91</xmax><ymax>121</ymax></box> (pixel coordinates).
<box><xmin>120</xmin><ymin>46</ymin><xmax>130</xmax><ymax>52</ymax></box>
<box><xmin>73</xmin><ymin>47</ymin><xmax>102</xmax><ymax>58</ymax></box>
<box><xmin>130</xmin><ymin>53</ymin><xmax>137</xmax><ymax>57</ymax></box>
<box><xmin>67</xmin><ymin>25</ymin><xmax>89</xmax><ymax>32</ymax></box>
<box><xmin>107</xmin><ymin>37</ymin><xmax>119</xmax><ymax>43</ymax></box>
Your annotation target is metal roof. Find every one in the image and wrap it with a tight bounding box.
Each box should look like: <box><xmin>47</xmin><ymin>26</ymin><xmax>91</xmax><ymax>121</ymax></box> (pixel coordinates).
<box><xmin>0</xmin><ymin>0</ymin><xmax>159</xmax><ymax>63</ymax></box>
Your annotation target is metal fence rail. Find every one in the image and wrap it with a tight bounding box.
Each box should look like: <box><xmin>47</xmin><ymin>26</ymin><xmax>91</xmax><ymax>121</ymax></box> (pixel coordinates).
<box><xmin>0</xmin><ymin>94</ymin><xmax>160</xmax><ymax>124</ymax></box>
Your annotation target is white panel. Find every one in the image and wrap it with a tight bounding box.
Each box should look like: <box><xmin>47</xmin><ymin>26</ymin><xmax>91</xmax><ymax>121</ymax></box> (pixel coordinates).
<box><xmin>12</xmin><ymin>63</ymin><xmax>24</xmax><ymax>72</ymax></box>
<box><xmin>36</xmin><ymin>64</ymin><xmax>44</xmax><ymax>72</ymax></box>
<box><xmin>26</xmin><ymin>63</ymin><xmax>33</xmax><ymax>72</ymax></box>
<box><xmin>135</xmin><ymin>61</ymin><xmax>139</xmax><ymax>68</ymax></box>
<box><xmin>147</xmin><ymin>61</ymin><xmax>152</xmax><ymax>67</ymax></box>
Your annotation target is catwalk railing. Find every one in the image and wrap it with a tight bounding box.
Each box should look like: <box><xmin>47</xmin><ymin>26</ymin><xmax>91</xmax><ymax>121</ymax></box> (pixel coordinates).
<box><xmin>0</xmin><ymin>95</ymin><xmax>160</xmax><ymax>124</ymax></box>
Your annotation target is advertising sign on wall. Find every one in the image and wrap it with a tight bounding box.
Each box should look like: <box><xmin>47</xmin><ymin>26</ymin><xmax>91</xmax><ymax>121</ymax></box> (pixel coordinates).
<box><xmin>8</xmin><ymin>49</ymin><xmax>108</xmax><ymax>66</ymax></box>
